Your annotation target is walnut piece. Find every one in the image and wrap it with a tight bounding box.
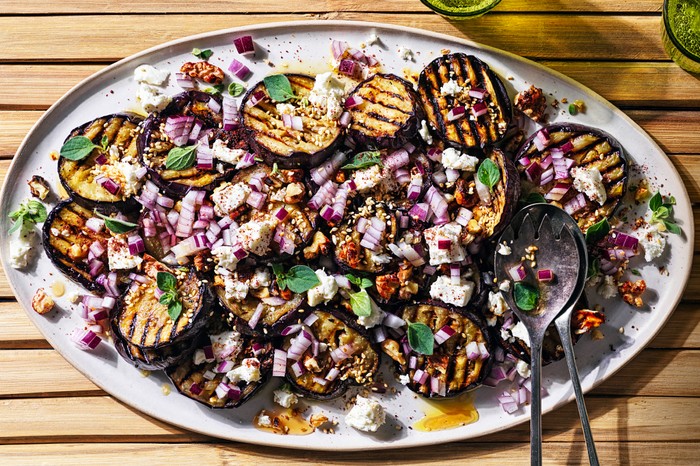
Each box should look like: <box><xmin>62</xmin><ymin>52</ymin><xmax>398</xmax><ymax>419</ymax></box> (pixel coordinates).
<box><xmin>573</xmin><ymin>309</ymin><xmax>606</xmax><ymax>335</ymax></box>
<box><xmin>32</xmin><ymin>288</ymin><xmax>55</xmax><ymax>315</ymax></box>
<box><xmin>309</xmin><ymin>413</ymin><xmax>330</xmax><ymax>429</ymax></box>
<box><xmin>28</xmin><ymin>175</ymin><xmax>50</xmax><ymax>200</ymax></box>
<box><xmin>380</xmin><ymin>339</ymin><xmax>406</xmax><ymax>365</ymax></box>
<box><xmin>619</xmin><ymin>279</ymin><xmax>646</xmax><ymax>308</ymax></box>
<box><xmin>514</xmin><ymin>85</ymin><xmax>547</xmax><ymax>122</ymax></box>
<box><xmin>303</xmin><ymin>231</ymin><xmax>331</xmax><ymax>260</ymax></box>
<box><xmin>284</xmin><ymin>182</ymin><xmax>306</xmax><ymax>204</ymax></box>
<box><xmin>180</xmin><ymin>61</ymin><xmax>225</xmax><ymax>85</ymax></box>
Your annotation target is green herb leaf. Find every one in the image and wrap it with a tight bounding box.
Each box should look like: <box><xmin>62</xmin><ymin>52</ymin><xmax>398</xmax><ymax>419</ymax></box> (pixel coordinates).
<box><xmin>165</xmin><ymin>144</ymin><xmax>198</xmax><ymax>171</ymax></box>
<box><xmin>60</xmin><ymin>136</ymin><xmax>100</xmax><ymax>161</ymax></box>
<box><xmin>568</xmin><ymin>103</ymin><xmax>578</xmax><ymax>115</ymax></box>
<box><xmin>630</xmin><ymin>269</ymin><xmax>641</xmax><ymax>276</ymax></box>
<box><xmin>192</xmin><ymin>48</ymin><xmax>213</xmax><ymax>60</ymax></box>
<box><xmin>663</xmin><ymin>220</ymin><xmax>682</xmax><ymax>235</ymax></box>
<box><xmin>341</xmin><ymin>151</ymin><xmax>383</xmax><ymax>170</ymax></box>
<box><xmin>228</xmin><ymin>82</ymin><xmax>246</xmax><ymax>97</ymax></box>
<box><xmin>94</xmin><ymin>211</ymin><xmax>138</xmax><ymax>234</ymax></box>
<box><xmin>271</xmin><ymin>163</ymin><xmax>280</xmax><ymax>175</ymax></box>
<box><xmin>587</xmin><ymin>257</ymin><xmax>600</xmax><ymax>280</ymax></box>
<box><xmin>284</xmin><ymin>265</ymin><xmax>321</xmax><ymax>293</ymax></box>
<box><xmin>345</xmin><ymin>274</ymin><xmax>373</xmax><ymax>289</ymax></box>
<box><xmin>271</xmin><ymin>263</ymin><xmax>287</xmax><ymax>290</ymax></box>
<box><xmin>513</xmin><ymin>282</ymin><xmax>539</xmax><ymax>312</ymax></box>
<box><xmin>585</xmin><ymin>218</ymin><xmax>610</xmax><ymax>244</ymax></box>
<box><xmin>156</xmin><ymin>271</ymin><xmax>177</xmax><ymax>292</ymax></box>
<box><xmin>204</xmin><ymin>84</ymin><xmax>225</xmax><ymax>96</ymax></box>
<box><xmin>167</xmin><ymin>297</ymin><xmax>183</xmax><ymax>321</ymax></box>
<box><xmin>263</xmin><ymin>74</ymin><xmax>297</xmax><ymax>102</ymax></box>
<box><xmin>477</xmin><ymin>158</ymin><xmax>501</xmax><ymax>192</ymax></box>
<box><xmin>100</xmin><ymin>135</ymin><xmax>109</xmax><ymax>152</ymax></box>
<box><xmin>519</xmin><ymin>192</ymin><xmax>546</xmax><ymax>208</ymax></box>
<box><xmin>406</xmin><ymin>321</ymin><xmax>434</xmax><ymax>355</ymax></box>
<box><xmin>349</xmin><ymin>289</ymin><xmax>372</xmax><ymax>317</ymax></box>
<box><xmin>649</xmin><ymin>192</ymin><xmax>662</xmax><ymax>212</ymax></box>
<box><xmin>8</xmin><ymin>199</ymin><xmax>47</xmax><ymax>234</ymax></box>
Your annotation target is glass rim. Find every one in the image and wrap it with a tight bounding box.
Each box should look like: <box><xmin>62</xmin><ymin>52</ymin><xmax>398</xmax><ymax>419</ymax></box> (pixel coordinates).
<box><xmin>420</xmin><ymin>0</ymin><xmax>502</xmax><ymax>18</ymax></box>
<box><xmin>663</xmin><ymin>0</ymin><xmax>700</xmax><ymax>62</ymax></box>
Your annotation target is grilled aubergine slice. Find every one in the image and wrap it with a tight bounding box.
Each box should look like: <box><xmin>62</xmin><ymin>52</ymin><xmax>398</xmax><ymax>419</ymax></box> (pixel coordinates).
<box><xmin>346</xmin><ymin>73</ymin><xmax>422</xmax><ymax>149</ymax></box>
<box><xmin>241</xmin><ymin>74</ymin><xmax>343</xmax><ymax>168</ymax></box>
<box><xmin>418</xmin><ymin>53</ymin><xmax>512</xmax><ymax>150</ymax></box>
<box><xmin>212</xmin><ymin>265</ymin><xmax>305</xmax><ymax>337</ymax></box>
<box><xmin>58</xmin><ymin>114</ymin><xmax>143</xmax><ymax>212</ymax></box>
<box><xmin>111</xmin><ymin>319</ymin><xmax>197</xmax><ymax>370</ymax></box>
<box><xmin>43</xmin><ymin>200</ymin><xmax>114</xmax><ymax>292</ymax></box>
<box><xmin>281</xmin><ymin>309</ymin><xmax>380</xmax><ymax>400</ymax></box>
<box><xmin>167</xmin><ymin>313</ymin><xmax>274</xmax><ymax>408</ymax></box>
<box><xmin>386</xmin><ymin>302</ymin><xmax>492</xmax><ymax>398</ymax></box>
<box><xmin>515</xmin><ymin>123</ymin><xmax>627</xmax><ymax>232</ymax></box>
<box><xmin>139</xmin><ymin>91</ymin><xmax>236</xmax><ymax>196</ymax></box>
<box><xmin>112</xmin><ymin>254</ymin><xmax>212</xmax><ymax>355</ymax></box>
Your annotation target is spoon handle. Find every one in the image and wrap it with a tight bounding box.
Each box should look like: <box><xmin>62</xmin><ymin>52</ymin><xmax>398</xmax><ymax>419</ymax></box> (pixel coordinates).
<box><xmin>555</xmin><ymin>313</ymin><xmax>600</xmax><ymax>466</ymax></box>
<box><xmin>530</xmin><ymin>339</ymin><xmax>544</xmax><ymax>466</ymax></box>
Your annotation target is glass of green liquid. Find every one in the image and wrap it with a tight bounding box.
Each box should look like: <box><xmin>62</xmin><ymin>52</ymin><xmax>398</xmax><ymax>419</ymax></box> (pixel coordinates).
<box><xmin>662</xmin><ymin>0</ymin><xmax>700</xmax><ymax>74</ymax></box>
<box><xmin>420</xmin><ymin>0</ymin><xmax>502</xmax><ymax>19</ymax></box>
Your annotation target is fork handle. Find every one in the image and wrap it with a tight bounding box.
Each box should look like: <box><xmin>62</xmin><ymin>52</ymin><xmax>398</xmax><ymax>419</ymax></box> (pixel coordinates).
<box><xmin>530</xmin><ymin>339</ymin><xmax>544</xmax><ymax>466</ymax></box>
<box><xmin>555</xmin><ymin>314</ymin><xmax>600</xmax><ymax>466</ymax></box>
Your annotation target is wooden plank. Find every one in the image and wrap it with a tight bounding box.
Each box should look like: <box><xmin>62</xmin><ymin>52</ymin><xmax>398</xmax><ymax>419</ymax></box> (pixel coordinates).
<box><xmin>1</xmin><ymin>441</ymin><xmax>698</xmax><ymax>466</ymax></box>
<box><xmin>650</xmin><ymin>304</ymin><xmax>700</xmax><ymax>349</ymax></box>
<box><xmin>1</xmin><ymin>348</ymin><xmax>698</xmax><ymax>398</ymax></box>
<box><xmin>0</xmin><ymin>302</ymin><xmax>49</xmax><ymax>349</ymax></box>
<box><xmin>0</xmin><ymin>395</ymin><xmax>697</xmax><ymax>443</ymax></box>
<box><xmin>0</xmin><ymin>0</ymin><xmax>664</xmax><ymax>14</ymax></box>
<box><xmin>0</xmin><ymin>14</ymin><xmax>669</xmax><ymax>62</ymax></box>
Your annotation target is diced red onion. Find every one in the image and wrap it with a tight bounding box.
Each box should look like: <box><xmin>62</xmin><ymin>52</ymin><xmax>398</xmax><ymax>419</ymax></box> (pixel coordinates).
<box><xmin>222</xmin><ymin>98</ymin><xmax>240</xmax><ymax>130</ymax></box>
<box><xmin>563</xmin><ymin>193</ymin><xmax>587</xmax><ymax>215</ymax></box>
<box><xmin>96</xmin><ymin>176</ymin><xmax>121</xmax><ymax>195</ymax></box>
<box><xmin>468</xmin><ymin>88</ymin><xmax>488</xmax><ymax>99</ymax></box>
<box><xmin>471</xmin><ymin>101</ymin><xmax>488</xmax><ymax>118</ymax></box>
<box><xmin>611</xmin><ymin>231</ymin><xmax>638</xmax><ymax>250</ymax></box>
<box><xmin>537</xmin><ymin>269</ymin><xmax>554</xmax><ymax>282</ymax></box>
<box><xmin>344</xmin><ymin>95</ymin><xmax>363</xmax><ymax>108</ymax></box>
<box><xmin>246</xmin><ymin>90</ymin><xmax>266</xmax><ymax>108</ymax></box>
<box><xmin>331</xmin><ymin>40</ymin><xmax>348</xmax><ymax>60</ymax></box>
<box><xmin>434</xmin><ymin>325</ymin><xmax>457</xmax><ymax>345</ymax></box>
<box><xmin>509</xmin><ymin>263</ymin><xmax>527</xmax><ymax>282</ymax></box>
<box><xmin>228</xmin><ymin>59</ymin><xmax>251</xmax><ymax>81</ymax></box>
<box><xmin>383</xmin><ymin>148</ymin><xmax>410</xmax><ymax>171</ymax></box>
<box><xmin>383</xmin><ymin>312</ymin><xmax>406</xmax><ymax>329</ymax></box>
<box><xmin>338</xmin><ymin>59</ymin><xmax>357</xmax><ymax>77</ymax></box>
<box><xmin>246</xmin><ymin>190</ymin><xmax>266</xmax><ymax>210</ymax></box>
<box><xmin>233</xmin><ymin>35</ymin><xmax>255</xmax><ymax>55</ymax></box>
<box><xmin>71</xmin><ymin>329</ymin><xmax>101</xmax><ymax>350</ymax></box>
<box><xmin>413</xmin><ymin>369</ymin><xmax>428</xmax><ymax>385</ymax></box>
<box><xmin>447</xmin><ymin>106</ymin><xmax>466</xmax><ymax>121</ymax></box>
<box><xmin>330</xmin><ymin>343</ymin><xmax>357</xmax><ymax>363</ymax></box>
<box><xmin>248</xmin><ymin>303</ymin><xmax>264</xmax><ymax>329</ymax></box>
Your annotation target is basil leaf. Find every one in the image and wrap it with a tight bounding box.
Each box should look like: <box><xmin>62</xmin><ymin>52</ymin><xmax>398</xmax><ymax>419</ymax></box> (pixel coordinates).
<box><xmin>263</xmin><ymin>74</ymin><xmax>297</xmax><ymax>102</ymax></box>
<box><xmin>100</xmin><ymin>135</ymin><xmax>109</xmax><ymax>152</ymax></box>
<box><xmin>360</xmin><ymin>278</ymin><xmax>373</xmax><ymax>289</ymax></box>
<box><xmin>204</xmin><ymin>84</ymin><xmax>224</xmax><ymax>96</ymax></box>
<box><xmin>630</xmin><ymin>269</ymin><xmax>641</xmax><ymax>276</ymax></box>
<box><xmin>228</xmin><ymin>82</ymin><xmax>246</xmax><ymax>97</ymax></box>
<box><xmin>477</xmin><ymin>158</ymin><xmax>501</xmax><ymax>192</ymax></box>
<box><xmin>341</xmin><ymin>151</ymin><xmax>382</xmax><ymax>170</ymax></box>
<box><xmin>585</xmin><ymin>218</ymin><xmax>610</xmax><ymax>244</ymax></box>
<box><xmin>407</xmin><ymin>321</ymin><xmax>434</xmax><ymax>355</ymax></box>
<box><xmin>349</xmin><ymin>289</ymin><xmax>372</xmax><ymax>317</ymax></box>
<box><xmin>513</xmin><ymin>282</ymin><xmax>539</xmax><ymax>312</ymax></box>
<box><xmin>663</xmin><ymin>220</ymin><xmax>682</xmax><ymax>235</ymax></box>
<box><xmin>192</xmin><ymin>48</ymin><xmax>213</xmax><ymax>60</ymax></box>
<box><xmin>60</xmin><ymin>136</ymin><xmax>99</xmax><ymax>161</ymax></box>
<box><xmin>8</xmin><ymin>199</ymin><xmax>47</xmax><ymax>234</ymax></box>
<box><xmin>271</xmin><ymin>263</ymin><xmax>287</xmax><ymax>290</ymax></box>
<box><xmin>156</xmin><ymin>271</ymin><xmax>177</xmax><ymax>292</ymax></box>
<box><xmin>587</xmin><ymin>257</ymin><xmax>600</xmax><ymax>280</ymax></box>
<box><xmin>167</xmin><ymin>299</ymin><xmax>183</xmax><ymax>321</ymax></box>
<box><xmin>94</xmin><ymin>211</ymin><xmax>138</xmax><ymax>234</ymax></box>
<box><xmin>649</xmin><ymin>192</ymin><xmax>662</xmax><ymax>212</ymax></box>
<box><xmin>165</xmin><ymin>144</ymin><xmax>198</xmax><ymax>171</ymax></box>
<box><xmin>345</xmin><ymin>274</ymin><xmax>362</xmax><ymax>287</ymax></box>
<box><xmin>285</xmin><ymin>265</ymin><xmax>321</xmax><ymax>293</ymax></box>
<box><xmin>8</xmin><ymin>214</ymin><xmax>25</xmax><ymax>234</ymax></box>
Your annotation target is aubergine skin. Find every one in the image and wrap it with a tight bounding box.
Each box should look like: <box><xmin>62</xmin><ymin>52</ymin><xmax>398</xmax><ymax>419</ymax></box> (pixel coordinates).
<box><xmin>482</xmin><ymin>148</ymin><xmax>521</xmax><ymax>241</ymax></box>
<box><xmin>391</xmin><ymin>301</ymin><xmax>493</xmax><ymax>399</ymax></box>
<box><xmin>282</xmin><ymin>307</ymin><xmax>381</xmax><ymax>400</ymax></box>
<box><xmin>347</xmin><ymin>73</ymin><xmax>424</xmax><ymax>150</ymax></box>
<box><xmin>138</xmin><ymin>91</ymin><xmax>234</xmax><ymax>197</ymax></box>
<box><xmin>58</xmin><ymin>113</ymin><xmax>142</xmax><ymax>213</ymax></box>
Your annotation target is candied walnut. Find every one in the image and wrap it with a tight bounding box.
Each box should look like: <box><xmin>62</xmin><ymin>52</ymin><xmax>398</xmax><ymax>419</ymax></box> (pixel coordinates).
<box><xmin>380</xmin><ymin>339</ymin><xmax>406</xmax><ymax>365</ymax></box>
<box><xmin>375</xmin><ymin>273</ymin><xmax>400</xmax><ymax>300</ymax></box>
<box><xmin>310</xmin><ymin>413</ymin><xmax>331</xmax><ymax>429</ymax></box>
<box><xmin>28</xmin><ymin>175</ymin><xmax>50</xmax><ymax>200</ymax></box>
<box><xmin>180</xmin><ymin>61</ymin><xmax>225</xmax><ymax>85</ymax></box>
<box><xmin>337</xmin><ymin>240</ymin><xmax>361</xmax><ymax>268</ymax></box>
<box><xmin>454</xmin><ymin>179</ymin><xmax>479</xmax><ymax>208</ymax></box>
<box><xmin>398</xmin><ymin>282</ymin><xmax>419</xmax><ymax>300</ymax></box>
<box><xmin>514</xmin><ymin>85</ymin><xmax>547</xmax><ymax>122</ymax></box>
<box><xmin>303</xmin><ymin>354</ymin><xmax>322</xmax><ymax>373</ymax></box>
<box><xmin>573</xmin><ymin>309</ymin><xmax>606</xmax><ymax>335</ymax></box>
<box><xmin>284</xmin><ymin>182</ymin><xmax>306</xmax><ymax>204</ymax></box>
<box><xmin>283</xmin><ymin>169</ymin><xmax>304</xmax><ymax>183</ymax></box>
<box><xmin>303</xmin><ymin>231</ymin><xmax>331</xmax><ymax>260</ymax></box>
<box><xmin>619</xmin><ymin>279</ymin><xmax>646</xmax><ymax>307</ymax></box>
<box><xmin>634</xmin><ymin>180</ymin><xmax>650</xmax><ymax>203</ymax></box>
<box><xmin>334</xmin><ymin>170</ymin><xmax>346</xmax><ymax>183</ymax></box>
<box><xmin>466</xmin><ymin>218</ymin><xmax>482</xmax><ymax>235</ymax></box>
<box><xmin>193</xmin><ymin>252</ymin><xmax>210</xmax><ymax>273</ymax></box>
<box><xmin>32</xmin><ymin>288</ymin><xmax>55</xmax><ymax>315</ymax></box>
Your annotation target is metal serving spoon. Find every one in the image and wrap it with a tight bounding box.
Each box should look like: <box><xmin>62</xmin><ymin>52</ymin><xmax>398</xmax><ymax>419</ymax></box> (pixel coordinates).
<box><xmin>494</xmin><ymin>204</ymin><xmax>598</xmax><ymax>466</ymax></box>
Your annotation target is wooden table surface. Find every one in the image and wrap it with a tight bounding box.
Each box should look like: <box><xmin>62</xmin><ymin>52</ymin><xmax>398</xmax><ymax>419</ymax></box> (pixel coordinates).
<box><xmin>0</xmin><ymin>1</ymin><xmax>699</xmax><ymax>464</ymax></box>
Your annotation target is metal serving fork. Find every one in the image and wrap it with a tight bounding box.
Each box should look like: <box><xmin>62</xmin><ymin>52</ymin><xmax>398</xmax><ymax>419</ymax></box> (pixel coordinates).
<box><xmin>494</xmin><ymin>204</ymin><xmax>598</xmax><ymax>466</ymax></box>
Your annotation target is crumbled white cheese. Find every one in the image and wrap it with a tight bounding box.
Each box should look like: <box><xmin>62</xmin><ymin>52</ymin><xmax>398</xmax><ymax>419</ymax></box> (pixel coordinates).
<box><xmin>226</xmin><ymin>358</ymin><xmax>261</xmax><ymax>384</ymax></box>
<box><xmin>510</xmin><ymin>321</ymin><xmax>530</xmax><ymax>347</ymax></box>
<box><xmin>9</xmin><ymin>226</ymin><xmax>37</xmax><ymax>269</ymax></box>
<box><xmin>572</xmin><ymin>166</ymin><xmax>607</xmax><ymax>205</ymax></box>
<box><xmin>366</xmin><ymin>33</ymin><xmax>380</xmax><ymax>45</ymax></box>
<box><xmin>212</xmin><ymin>245</ymin><xmax>240</xmax><ymax>272</ymax></box>
<box><xmin>488</xmin><ymin>291</ymin><xmax>509</xmax><ymax>316</ymax></box>
<box><xmin>107</xmin><ymin>236</ymin><xmax>143</xmax><ymax>270</ymax></box>
<box><xmin>210</xmin><ymin>331</ymin><xmax>242</xmax><ymax>361</ymax></box>
<box><xmin>419</xmin><ymin>120</ymin><xmax>433</xmax><ymax>145</ymax></box>
<box><xmin>133</xmin><ymin>64</ymin><xmax>169</xmax><ymax>86</ymax></box>
<box><xmin>212</xmin><ymin>139</ymin><xmax>247</xmax><ymax>165</ymax></box>
<box><xmin>345</xmin><ymin>396</ymin><xmax>386</xmax><ymax>432</ymax></box>
<box><xmin>497</xmin><ymin>243</ymin><xmax>512</xmax><ymax>256</ymax></box>
<box><xmin>357</xmin><ymin>298</ymin><xmax>386</xmax><ymax>328</ymax></box>
<box><xmin>440</xmin><ymin>79</ymin><xmax>463</xmax><ymax>96</ymax></box>
<box><xmin>516</xmin><ymin>359</ymin><xmax>531</xmax><ymax>378</ymax></box>
<box><xmin>212</xmin><ymin>182</ymin><xmax>251</xmax><ymax>216</ymax></box>
<box><xmin>308</xmin><ymin>71</ymin><xmax>347</xmax><ymax>119</ymax></box>
<box><xmin>193</xmin><ymin>349</ymin><xmax>206</xmax><ymax>365</ymax></box>
<box><xmin>250</xmin><ymin>268</ymin><xmax>272</xmax><ymax>289</ymax></box>
<box><xmin>598</xmin><ymin>275</ymin><xmax>618</xmax><ymax>299</ymax></box>
<box><xmin>225</xmin><ymin>277</ymin><xmax>249</xmax><ymax>301</ymax></box>
<box><xmin>257</xmin><ymin>414</ymin><xmax>273</xmax><ymax>427</ymax></box>
<box><xmin>273</xmin><ymin>388</ymin><xmax>298</xmax><ymax>408</ymax></box>
<box><xmin>369</xmin><ymin>251</ymin><xmax>392</xmax><ymax>265</ymax></box>
<box><xmin>429</xmin><ymin>275</ymin><xmax>475</xmax><ymax>307</ymax></box>
<box><xmin>424</xmin><ymin>222</ymin><xmax>466</xmax><ymax>265</ymax></box>
<box><xmin>637</xmin><ymin>226</ymin><xmax>666</xmax><ymax>262</ymax></box>
<box><xmin>235</xmin><ymin>217</ymin><xmax>277</xmax><ymax>256</ymax></box>
<box><xmin>498</xmin><ymin>279</ymin><xmax>511</xmax><ymax>292</ymax></box>
<box><xmin>114</xmin><ymin>161</ymin><xmax>143</xmax><ymax>197</ymax></box>
<box><xmin>441</xmin><ymin>148</ymin><xmax>479</xmax><ymax>172</ymax></box>
<box><xmin>136</xmin><ymin>83</ymin><xmax>172</xmax><ymax>113</ymax></box>
<box><xmin>307</xmin><ymin>269</ymin><xmax>339</xmax><ymax>307</ymax></box>
<box><xmin>398</xmin><ymin>46</ymin><xmax>414</xmax><ymax>61</ymax></box>
<box><xmin>276</xmin><ymin>103</ymin><xmax>296</xmax><ymax>115</ymax></box>
<box><xmin>398</xmin><ymin>374</ymin><xmax>410</xmax><ymax>385</ymax></box>
<box><xmin>352</xmin><ymin>164</ymin><xmax>383</xmax><ymax>193</ymax></box>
